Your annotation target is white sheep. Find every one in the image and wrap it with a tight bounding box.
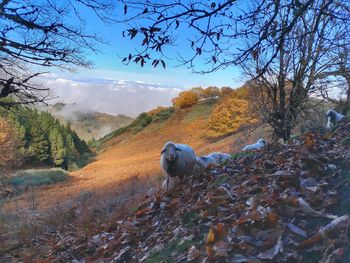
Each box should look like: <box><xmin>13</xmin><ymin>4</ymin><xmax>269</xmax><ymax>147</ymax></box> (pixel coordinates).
<box><xmin>242</xmin><ymin>138</ymin><xmax>266</xmax><ymax>151</ymax></box>
<box><xmin>325</xmin><ymin>109</ymin><xmax>344</xmax><ymax>129</ymax></box>
<box><xmin>208</xmin><ymin>152</ymin><xmax>231</xmax><ymax>164</ymax></box>
<box><xmin>160</xmin><ymin>141</ymin><xmax>196</xmax><ymax>190</ymax></box>
<box><xmin>196</xmin><ymin>156</ymin><xmax>218</xmax><ymax>169</ymax></box>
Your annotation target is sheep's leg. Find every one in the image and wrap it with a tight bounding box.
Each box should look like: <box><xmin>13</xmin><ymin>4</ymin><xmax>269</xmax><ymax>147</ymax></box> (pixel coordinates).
<box><xmin>178</xmin><ymin>176</ymin><xmax>184</xmax><ymax>186</ymax></box>
<box><xmin>327</xmin><ymin>117</ymin><xmax>331</xmax><ymax>129</ymax></box>
<box><xmin>189</xmin><ymin>164</ymin><xmax>196</xmax><ymax>194</ymax></box>
<box><xmin>166</xmin><ymin>175</ymin><xmax>170</xmax><ymax>191</ymax></box>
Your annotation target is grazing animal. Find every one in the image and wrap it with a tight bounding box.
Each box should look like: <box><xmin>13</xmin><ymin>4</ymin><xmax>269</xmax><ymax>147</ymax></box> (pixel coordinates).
<box><xmin>325</xmin><ymin>109</ymin><xmax>344</xmax><ymax>129</ymax></box>
<box><xmin>242</xmin><ymin>138</ymin><xmax>266</xmax><ymax>151</ymax></box>
<box><xmin>196</xmin><ymin>156</ymin><xmax>218</xmax><ymax>169</ymax></box>
<box><xmin>160</xmin><ymin>141</ymin><xmax>196</xmax><ymax>190</ymax></box>
<box><xmin>208</xmin><ymin>152</ymin><xmax>231</xmax><ymax>164</ymax></box>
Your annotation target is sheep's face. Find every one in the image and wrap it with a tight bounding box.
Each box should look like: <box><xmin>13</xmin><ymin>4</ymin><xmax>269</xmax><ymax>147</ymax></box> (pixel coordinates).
<box><xmin>161</xmin><ymin>143</ymin><xmax>182</xmax><ymax>162</ymax></box>
<box><xmin>257</xmin><ymin>138</ymin><xmax>266</xmax><ymax>145</ymax></box>
<box><xmin>325</xmin><ymin>110</ymin><xmax>336</xmax><ymax>122</ymax></box>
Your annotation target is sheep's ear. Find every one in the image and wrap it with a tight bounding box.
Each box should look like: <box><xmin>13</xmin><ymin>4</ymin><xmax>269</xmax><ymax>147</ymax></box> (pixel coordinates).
<box><xmin>175</xmin><ymin>147</ymin><xmax>182</xmax><ymax>152</ymax></box>
<box><xmin>161</xmin><ymin>148</ymin><xmax>166</xmax><ymax>155</ymax></box>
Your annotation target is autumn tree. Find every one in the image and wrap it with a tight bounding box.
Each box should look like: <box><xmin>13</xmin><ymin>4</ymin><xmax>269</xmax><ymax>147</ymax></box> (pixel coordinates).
<box><xmin>172</xmin><ymin>90</ymin><xmax>199</xmax><ymax>109</ymax></box>
<box><xmin>0</xmin><ymin>118</ymin><xmax>21</xmax><ymax>174</ymax></box>
<box><xmin>240</xmin><ymin>1</ymin><xmax>350</xmax><ymax>141</ymax></box>
<box><xmin>202</xmin><ymin>87</ymin><xmax>221</xmax><ymax>101</ymax></box>
<box><xmin>208</xmin><ymin>90</ymin><xmax>257</xmax><ymax>139</ymax></box>
<box><xmin>221</xmin><ymin>87</ymin><xmax>234</xmax><ymax>97</ymax></box>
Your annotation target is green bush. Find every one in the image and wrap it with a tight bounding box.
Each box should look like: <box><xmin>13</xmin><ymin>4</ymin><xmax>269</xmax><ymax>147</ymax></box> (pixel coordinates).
<box><xmin>11</xmin><ymin>168</ymin><xmax>69</xmax><ymax>188</ymax></box>
<box><xmin>153</xmin><ymin>107</ymin><xmax>174</xmax><ymax>122</ymax></box>
<box><xmin>74</xmin><ymin>152</ymin><xmax>93</xmax><ymax>169</ymax></box>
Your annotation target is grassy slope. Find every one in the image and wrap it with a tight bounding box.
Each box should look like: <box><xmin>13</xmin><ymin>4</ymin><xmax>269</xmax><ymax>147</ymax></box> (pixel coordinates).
<box><xmin>4</xmin><ymin>101</ymin><xmax>269</xmax><ymax>211</ymax></box>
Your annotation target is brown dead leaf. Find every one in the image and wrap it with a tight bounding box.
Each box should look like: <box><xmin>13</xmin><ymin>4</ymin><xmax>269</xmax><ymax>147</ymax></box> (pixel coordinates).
<box><xmin>266</xmin><ymin>212</ymin><xmax>279</xmax><ymax>226</ymax></box>
<box><xmin>206</xmin><ymin>227</ymin><xmax>215</xmax><ymax>244</ymax></box>
<box><xmin>135</xmin><ymin>208</ymin><xmax>151</xmax><ymax>217</ymax></box>
<box><xmin>298</xmin><ymin>234</ymin><xmax>322</xmax><ymax>248</ymax></box>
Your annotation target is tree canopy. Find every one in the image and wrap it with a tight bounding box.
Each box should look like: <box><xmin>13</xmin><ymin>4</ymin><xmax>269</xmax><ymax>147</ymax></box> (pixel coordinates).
<box><xmin>0</xmin><ymin>0</ymin><xmax>114</xmax><ymax>108</ymax></box>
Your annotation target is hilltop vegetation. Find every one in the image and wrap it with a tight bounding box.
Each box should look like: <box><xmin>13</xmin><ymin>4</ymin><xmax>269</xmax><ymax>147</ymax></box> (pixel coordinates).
<box><xmin>100</xmin><ymin>106</ymin><xmax>175</xmax><ymax>144</ymax></box>
<box><xmin>101</xmin><ymin>85</ymin><xmax>260</xmax><ymax>144</ymax></box>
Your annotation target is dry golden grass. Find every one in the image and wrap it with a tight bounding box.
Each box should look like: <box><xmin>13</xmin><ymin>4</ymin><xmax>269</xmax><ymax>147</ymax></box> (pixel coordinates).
<box><xmin>4</xmin><ymin>102</ymin><xmax>270</xmax><ymax>213</ymax></box>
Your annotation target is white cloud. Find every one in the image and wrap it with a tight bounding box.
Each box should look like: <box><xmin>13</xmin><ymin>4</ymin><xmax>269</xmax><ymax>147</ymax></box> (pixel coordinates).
<box><xmin>41</xmin><ymin>75</ymin><xmax>183</xmax><ymax>117</ymax></box>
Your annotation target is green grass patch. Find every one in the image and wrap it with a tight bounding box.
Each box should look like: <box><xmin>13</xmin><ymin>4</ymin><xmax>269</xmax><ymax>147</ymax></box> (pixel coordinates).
<box><xmin>153</xmin><ymin>107</ymin><xmax>174</xmax><ymax>122</ymax></box>
<box><xmin>100</xmin><ymin>112</ymin><xmax>154</xmax><ymax>143</ymax></box>
<box><xmin>11</xmin><ymin>168</ymin><xmax>69</xmax><ymax>188</ymax></box>
<box><xmin>183</xmin><ymin>211</ymin><xmax>200</xmax><ymax>227</ymax></box>
<box><xmin>230</xmin><ymin>151</ymin><xmax>256</xmax><ymax>159</ymax></box>
<box><xmin>145</xmin><ymin>238</ymin><xmax>194</xmax><ymax>263</ymax></box>
<box><xmin>184</xmin><ymin>100</ymin><xmax>217</xmax><ymax>123</ymax></box>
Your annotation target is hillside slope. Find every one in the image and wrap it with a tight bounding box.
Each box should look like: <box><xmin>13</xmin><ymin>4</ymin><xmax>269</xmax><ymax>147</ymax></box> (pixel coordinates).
<box><xmin>4</xmin><ymin>101</ymin><xmax>267</xmax><ymax>211</ymax></box>
<box><xmin>50</xmin><ymin>103</ymin><xmax>133</xmax><ymax>141</ymax></box>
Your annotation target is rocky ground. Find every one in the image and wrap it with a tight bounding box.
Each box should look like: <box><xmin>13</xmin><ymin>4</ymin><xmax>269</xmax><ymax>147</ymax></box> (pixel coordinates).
<box><xmin>3</xmin><ymin>121</ymin><xmax>350</xmax><ymax>262</ymax></box>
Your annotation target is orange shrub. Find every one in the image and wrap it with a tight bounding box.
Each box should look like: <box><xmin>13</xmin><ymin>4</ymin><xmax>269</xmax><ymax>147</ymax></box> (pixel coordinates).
<box><xmin>208</xmin><ymin>96</ymin><xmax>258</xmax><ymax>138</ymax></box>
<box><xmin>172</xmin><ymin>90</ymin><xmax>199</xmax><ymax>109</ymax></box>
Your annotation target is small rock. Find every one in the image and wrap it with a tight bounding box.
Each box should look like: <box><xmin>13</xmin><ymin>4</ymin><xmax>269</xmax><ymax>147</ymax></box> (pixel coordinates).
<box><xmin>160</xmin><ymin>202</ymin><xmax>166</xmax><ymax>209</ymax></box>
<box><xmin>328</xmin><ymin>164</ymin><xmax>337</xmax><ymax>170</ymax></box>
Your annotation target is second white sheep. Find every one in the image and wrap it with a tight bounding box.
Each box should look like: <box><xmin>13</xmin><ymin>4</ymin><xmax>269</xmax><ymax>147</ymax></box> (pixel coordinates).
<box><xmin>208</xmin><ymin>152</ymin><xmax>231</xmax><ymax>164</ymax></box>
<box><xmin>196</xmin><ymin>156</ymin><xmax>218</xmax><ymax>169</ymax></box>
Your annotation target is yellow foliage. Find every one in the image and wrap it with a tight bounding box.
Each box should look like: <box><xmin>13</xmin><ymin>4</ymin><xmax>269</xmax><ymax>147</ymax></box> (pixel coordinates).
<box><xmin>172</xmin><ymin>90</ymin><xmax>199</xmax><ymax>109</ymax></box>
<box><xmin>201</xmin><ymin>86</ymin><xmax>221</xmax><ymax>100</ymax></box>
<box><xmin>208</xmin><ymin>96</ymin><xmax>258</xmax><ymax>138</ymax></box>
<box><xmin>0</xmin><ymin>118</ymin><xmax>20</xmax><ymax>171</ymax></box>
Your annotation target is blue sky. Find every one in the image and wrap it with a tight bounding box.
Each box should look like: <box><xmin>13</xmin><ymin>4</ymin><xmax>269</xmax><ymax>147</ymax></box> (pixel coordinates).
<box><xmin>56</xmin><ymin>2</ymin><xmax>243</xmax><ymax>89</ymax></box>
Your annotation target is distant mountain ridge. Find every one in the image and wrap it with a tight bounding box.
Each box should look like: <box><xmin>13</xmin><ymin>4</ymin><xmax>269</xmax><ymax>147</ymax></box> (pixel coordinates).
<box><xmin>50</xmin><ymin>103</ymin><xmax>133</xmax><ymax>141</ymax></box>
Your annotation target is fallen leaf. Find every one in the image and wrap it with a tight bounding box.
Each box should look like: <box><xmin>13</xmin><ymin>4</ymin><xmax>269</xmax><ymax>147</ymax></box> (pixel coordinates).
<box><xmin>257</xmin><ymin>236</ymin><xmax>282</xmax><ymax>260</ymax></box>
<box><xmin>287</xmin><ymin>223</ymin><xmax>308</xmax><ymax>238</ymax></box>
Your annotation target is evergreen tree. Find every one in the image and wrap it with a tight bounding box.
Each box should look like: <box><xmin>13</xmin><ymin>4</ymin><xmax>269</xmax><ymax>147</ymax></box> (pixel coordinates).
<box><xmin>29</xmin><ymin>122</ymin><xmax>49</xmax><ymax>162</ymax></box>
<box><xmin>0</xmin><ymin>103</ymin><xmax>90</xmax><ymax>168</ymax></box>
<box><xmin>66</xmin><ymin>134</ymin><xmax>77</xmax><ymax>158</ymax></box>
<box><xmin>49</xmin><ymin>128</ymin><xmax>66</xmax><ymax>166</ymax></box>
